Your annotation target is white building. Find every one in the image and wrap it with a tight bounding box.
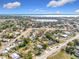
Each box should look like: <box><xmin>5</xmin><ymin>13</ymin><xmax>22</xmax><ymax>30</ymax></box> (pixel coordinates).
<box><xmin>10</xmin><ymin>53</ymin><xmax>20</xmax><ymax>59</ymax></box>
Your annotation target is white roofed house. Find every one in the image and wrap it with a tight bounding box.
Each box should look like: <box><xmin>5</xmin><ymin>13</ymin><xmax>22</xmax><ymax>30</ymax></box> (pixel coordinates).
<box><xmin>37</xmin><ymin>45</ymin><xmax>43</xmax><ymax>49</ymax></box>
<box><xmin>29</xmin><ymin>33</ymin><xmax>36</xmax><ymax>40</ymax></box>
<box><xmin>1</xmin><ymin>38</ymin><xmax>10</xmax><ymax>42</ymax></box>
<box><xmin>10</xmin><ymin>53</ymin><xmax>20</xmax><ymax>59</ymax></box>
<box><xmin>61</xmin><ymin>34</ymin><xmax>68</xmax><ymax>38</ymax></box>
<box><xmin>2</xmin><ymin>44</ymin><xmax>16</xmax><ymax>54</ymax></box>
<box><xmin>59</xmin><ymin>33</ymin><xmax>69</xmax><ymax>40</ymax></box>
<box><xmin>2</xmin><ymin>47</ymin><xmax>11</xmax><ymax>54</ymax></box>
<box><xmin>2</xmin><ymin>50</ymin><xmax>8</xmax><ymax>54</ymax></box>
<box><xmin>75</xmin><ymin>50</ymin><xmax>79</xmax><ymax>57</ymax></box>
<box><xmin>14</xmin><ymin>32</ymin><xmax>20</xmax><ymax>37</ymax></box>
<box><xmin>64</xmin><ymin>31</ymin><xmax>71</xmax><ymax>35</ymax></box>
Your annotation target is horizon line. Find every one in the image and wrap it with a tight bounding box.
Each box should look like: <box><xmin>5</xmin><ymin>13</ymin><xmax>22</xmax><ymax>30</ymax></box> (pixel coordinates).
<box><xmin>0</xmin><ymin>14</ymin><xmax>79</xmax><ymax>15</ymax></box>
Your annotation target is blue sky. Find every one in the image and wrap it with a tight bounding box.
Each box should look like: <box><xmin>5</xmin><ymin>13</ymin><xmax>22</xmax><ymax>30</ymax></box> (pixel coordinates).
<box><xmin>0</xmin><ymin>0</ymin><xmax>79</xmax><ymax>14</ymax></box>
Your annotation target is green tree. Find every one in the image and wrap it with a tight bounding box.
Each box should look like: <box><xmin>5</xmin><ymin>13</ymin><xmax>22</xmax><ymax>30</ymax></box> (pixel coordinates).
<box><xmin>27</xmin><ymin>51</ymin><xmax>33</xmax><ymax>59</ymax></box>
<box><xmin>68</xmin><ymin>42</ymin><xmax>75</xmax><ymax>46</ymax></box>
<box><xmin>71</xmin><ymin>55</ymin><xmax>77</xmax><ymax>59</ymax></box>
<box><xmin>22</xmin><ymin>51</ymin><xmax>33</xmax><ymax>59</ymax></box>
<box><xmin>34</xmin><ymin>46</ymin><xmax>43</xmax><ymax>56</ymax></box>
<box><xmin>0</xmin><ymin>41</ymin><xmax>2</xmax><ymax>46</ymax></box>
<box><xmin>74</xmin><ymin>39</ymin><xmax>79</xmax><ymax>45</ymax></box>
<box><xmin>45</xmin><ymin>33</ymin><xmax>53</xmax><ymax>40</ymax></box>
<box><xmin>66</xmin><ymin>46</ymin><xmax>75</xmax><ymax>55</ymax></box>
<box><xmin>42</xmin><ymin>44</ymin><xmax>48</xmax><ymax>50</ymax></box>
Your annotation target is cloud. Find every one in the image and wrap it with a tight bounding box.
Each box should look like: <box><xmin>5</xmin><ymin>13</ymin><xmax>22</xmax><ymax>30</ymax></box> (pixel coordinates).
<box><xmin>28</xmin><ymin>9</ymin><xmax>53</xmax><ymax>14</ymax></box>
<box><xmin>75</xmin><ymin>9</ymin><xmax>79</xmax><ymax>13</ymax></box>
<box><xmin>33</xmin><ymin>9</ymin><xmax>45</xmax><ymax>12</ymax></box>
<box><xmin>47</xmin><ymin>0</ymin><xmax>75</xmax><ymax>7</ymax></box>
<box><xmin>3</xmin><ymin>2</ymin><xmax>21</xmax><ymax>9</ymax></box>
<box><xmin>55</xmin><ymin>11</ymin><xmax>61</xmax><ymax>14</ymax></box>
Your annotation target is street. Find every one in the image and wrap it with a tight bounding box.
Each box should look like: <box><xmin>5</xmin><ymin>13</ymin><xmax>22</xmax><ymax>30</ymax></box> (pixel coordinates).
<box><xmin>36</xmin><ymin>33</ymin><xmax>79</xmax><ymax>59</ymax></box>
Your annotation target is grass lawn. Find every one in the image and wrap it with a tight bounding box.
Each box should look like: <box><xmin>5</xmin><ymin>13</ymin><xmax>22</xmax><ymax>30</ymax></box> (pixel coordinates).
<box><xmin>47</xmin><ymin>51</ymin><xmax>71</xmax><ymax>59</ymax></box>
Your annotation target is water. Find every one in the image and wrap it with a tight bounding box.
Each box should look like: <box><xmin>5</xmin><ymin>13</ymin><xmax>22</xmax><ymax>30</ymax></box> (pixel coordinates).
<box><xmin>0</xmin><ymin>14</ymin><xmax>79</xmax><ymax>17</ymax></box>
<box><xmin>21</xmin><ymin>14</ymin><xmax>79</xmax><ymax>17</ymax></box>
<box><xmin>32</xmin><ymin>19</ymin><xmax>58</xmax><ymax>22</ymax></box>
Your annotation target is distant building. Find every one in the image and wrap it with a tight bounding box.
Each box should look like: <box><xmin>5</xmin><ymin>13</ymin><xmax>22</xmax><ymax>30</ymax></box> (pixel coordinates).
<box><xmin>2</xmin><ymin>50</ymin><xmax>8</xmax><ymax>54</ymax></box>
<box><xmin>10</xmin><ymin>53</ymin><xmax>20</xmax><ymax>59</ymax></box>
<box><xmin>37</xmin><ymin>45</ymin><xmax>43</xmax><ymax>49</ymax></box>
<box><xmin>75</xmin><ymin>50</ymin><xmax>79</xmax><ymax>57</ymax></box>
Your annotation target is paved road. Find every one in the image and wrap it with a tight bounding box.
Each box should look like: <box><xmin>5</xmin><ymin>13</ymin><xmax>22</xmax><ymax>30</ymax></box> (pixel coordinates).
<box><xmin>0</xmin><ymin>28</ymin><xmax>66</xmax><ymax>54</ymax></box>
<box><xmin>0</xmin><ymin>28</ymin><xmax>32</xmax><ymax>54</ymax></box>
<box><xmin>0</xmin><ymin>28</ymin><xmax>55</xmax><ymax>53</ymax></box>
<box><xmin>8</xmin><ymin>28</ymin><xmax>32</xmax><ymax>46</ymax></box>
<box><xmin>36</xmin><ymin>33</ymin><xmax>79</xmax><ymax>59</ymax></box>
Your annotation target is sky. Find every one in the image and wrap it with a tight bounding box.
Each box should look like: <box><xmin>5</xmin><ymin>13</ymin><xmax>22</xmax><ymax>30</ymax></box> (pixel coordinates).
<box><xmin>0</xmin><ymin>0</ymin><xmax>79</xmax><ymax>14</ymax></box>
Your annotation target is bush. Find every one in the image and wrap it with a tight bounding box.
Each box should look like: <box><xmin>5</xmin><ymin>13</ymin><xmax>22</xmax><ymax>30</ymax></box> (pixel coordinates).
<box><xmin>66</xmin><ymin>46</ymin><xmax>75</xmax><ymax>55</ymax></box>
<box><xmin>71</xmin><ymin>55</ymin><xmax>77</xmax><ymax>59</ymax></box>
<box><xmin>34</xmin><ymin>47</ymin><xmax>43</xmax><ymax>56</ymax></box>
<box><xmin>0</xmin><ymin>41</ymin><xmax>2</xmax><ymax>46</ymax></box>
<box><xmin>45</xmin><ymin>33</ymin><xmax>53</xmax><ymax>40</ymax></box>
<box><xmin>27</xmin><ymin>51</ymin><xmax>33</xmax><ymax>59</ymax></box>
<box><xmin>68</xmin><ymin>42</ymin><xmax>75</xmax><ymax>46</ymax></box>
<box><xmin>42</xmin><ymin>44</ymin><xmax>48</xmax><ymax>50</ymax></box>
<box><xmin>19</xmin><ymin>42</ymin><xmax>26</xmax><ymax>48</ymax></box>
